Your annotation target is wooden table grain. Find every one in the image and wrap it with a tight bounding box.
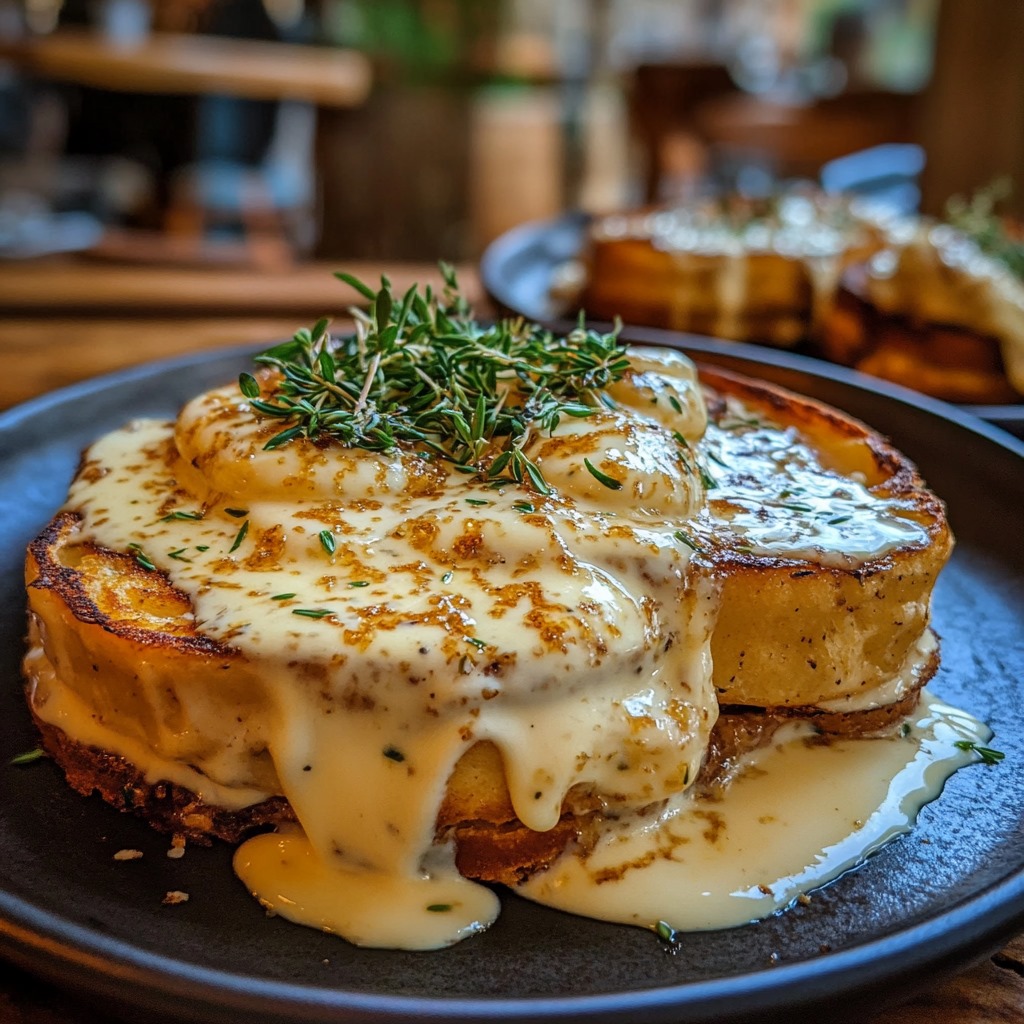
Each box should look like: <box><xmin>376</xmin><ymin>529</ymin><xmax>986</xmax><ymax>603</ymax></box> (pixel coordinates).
<box><xmin>0</xmin><ymin>259</ymin><xmax>1021</xmax><ymax>1023</ymax></box>
<box><xmin>0</xmin><ymin>27</ymin><xmax>371</xmax><ymax>108</ymax></box>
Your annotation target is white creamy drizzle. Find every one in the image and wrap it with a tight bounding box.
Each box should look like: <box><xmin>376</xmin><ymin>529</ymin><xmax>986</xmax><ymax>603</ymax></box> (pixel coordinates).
<box><xmin>695</xmin><ymin>394</ymin><xmax>931</xmax><ymax>565</ymax></box>
<box><xmin>519</xmin><ymin>694</ymin><xmax>989</xmax><ymax>931</ymax></box>
<box><xmin>26</xmin><ymin>346</ymin><xmax>977</xmax><ymax>949</ymax></box>
<box><xmin>24</xmin><ymin>643</ymin><xmax>273</xmax><ymax>811</ymax></box>
<box><xmin>596</xmin><ymin>195</ymin><xmax>875</xmax><ymax>343</ymax></box>
<box><xmin>864</xmin><ymin>220</ymin><xmax>1024</xmax><ymax>393</ymax></box>
<box><xmin>815</xmin><ymin>629</ymin><xmax>936</xmax><ymax>713</ymax></box>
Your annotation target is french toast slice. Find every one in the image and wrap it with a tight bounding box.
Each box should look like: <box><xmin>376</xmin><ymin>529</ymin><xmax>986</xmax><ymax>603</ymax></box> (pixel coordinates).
<box><xmin>23</xmin><ymin>362</ymin><xmax>950</xmax><ymax>886</ymax></box>
<box><xmin>820</xmin><ymin>265</ymin><xmax>1021</xmax><ymax>404</ymax></box>
<box><xmin>694</xmin><ymin>365</ymin><xmax>949</xmax><ymax>711</ymax></box>
<box><xmin>581</xmin><ymin>236</ymin><xmax>815</xmax><ymax>346</ymax></box>
<box><xmin>577</xmin><ymin>195</ymin><xmax>883</xmax><ymax>347</ymax></box>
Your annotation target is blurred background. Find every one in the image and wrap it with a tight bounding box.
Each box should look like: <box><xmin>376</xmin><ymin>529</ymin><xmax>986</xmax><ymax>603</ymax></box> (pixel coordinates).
<box><xmin>0</xmin><ymin>0</ymin><xmax>1020</xmax><ymax>265</ymax></box>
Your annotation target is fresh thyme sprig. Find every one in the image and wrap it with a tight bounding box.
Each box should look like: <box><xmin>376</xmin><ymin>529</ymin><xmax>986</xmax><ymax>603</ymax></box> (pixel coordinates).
<box><xmin>238</xmin><ymin>265</ymin><xmax>632</xmax><ymax>494</ymax></box>
<box><xmin>954</xmin><ymin>739</ymin><xmax>1005</xmax><ymax>765</ymax></box>
<box><xmin>946</xmin><ymin>178</ymin><xmax>1024</xmax><ymax>279</ymax></box>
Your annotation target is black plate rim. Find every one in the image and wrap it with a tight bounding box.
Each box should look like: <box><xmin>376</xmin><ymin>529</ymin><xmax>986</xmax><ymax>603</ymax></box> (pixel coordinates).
<box><xmin>479</xmin><ymin>209</ymin><xmax>1024</xmax><ymax>435</ymax></box>
<box><xmin>2</xmin><ymin>864</ymin><xmax>1024</xmax><ymax>1023</ymax></box>
<box><xmin>1</xmin><ymin>340</ymin><xmax>1023</xmax><ymax>1024</ymax></box>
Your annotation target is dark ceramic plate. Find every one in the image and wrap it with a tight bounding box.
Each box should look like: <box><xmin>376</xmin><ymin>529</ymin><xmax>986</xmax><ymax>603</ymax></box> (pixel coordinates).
<box><xmin>1</xmin><ymin>342</ymin><xmax>1023</xmax><ymax>1024</ymax></box>
<box><xmin>479</xmin><ymin>211</ymin><xmax>1024</xmax><ymax>440</ymax></box>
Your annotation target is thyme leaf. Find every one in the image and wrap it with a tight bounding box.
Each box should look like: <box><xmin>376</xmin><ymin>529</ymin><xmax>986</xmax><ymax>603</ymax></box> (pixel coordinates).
<box><xmin>9</xmin><ymin>747</ymin><xmax>45</xmax><ymax>766</ymax></box>
<box><xmin>584</xmin><ymin>458</ymin><xmax>623</xmax><ymax>491</ymax></box>
<box><xmin>954</xmin><ymin>740</ymin><xmax>1005</xmax><ymax>765</ymax></box>
<box><xmin>127</xmin><ymin>543</ymin><xmax>156</xmax><ymax>571</ymax></box>
<box><xmin>228</xmin><ymin>520</ymin><xmax>250</xmax><ymax>553</ymax></box>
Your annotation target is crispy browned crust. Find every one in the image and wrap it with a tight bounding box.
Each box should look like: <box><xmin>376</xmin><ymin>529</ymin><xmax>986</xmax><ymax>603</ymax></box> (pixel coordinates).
<box><xmin>28</xmin><ymin>511</ymin><xmax>232</xmax><ymax>656</ymax></box>
<box><xmin>29</xmin><ymin>701</ymin><xmax>577</xmax><ymax>883</ymax></box>
<box><xmin>819</xmin><ymin>270</ymin><xmax>1020</xmax><ymax>404</ymax></box>
<box><xmin>29</xmin><ymin>680</ymin><xmax>926</xmax><ymax>884</ymax></box>
<box><xmin>30</xmin><ymin>708</ymin><xmax>295</xmax><ymax>844</ymax></box>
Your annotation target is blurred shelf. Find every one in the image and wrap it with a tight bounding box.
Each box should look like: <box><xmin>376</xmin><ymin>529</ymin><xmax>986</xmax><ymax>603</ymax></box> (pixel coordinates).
<box><xmin>0</xmin><ymin>27</ymin><xmax>371</xmax><ymax>107</ymax></box>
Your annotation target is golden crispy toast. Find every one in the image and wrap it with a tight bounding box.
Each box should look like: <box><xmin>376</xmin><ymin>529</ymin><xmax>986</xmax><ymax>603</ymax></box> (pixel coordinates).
<box><xmin>24</xmin><ymin>363</ymin><xmax>950</xmax><ymax>885</ymax></box>
<box><xmin>820</xmin><ymin>267</ymin><xmax>1020</xmax><ymax>404</ymax></box>
<box><xmin>695</xmin><ymin>365</ymin><xmax>949</xmax><ymax>710</ymax></box>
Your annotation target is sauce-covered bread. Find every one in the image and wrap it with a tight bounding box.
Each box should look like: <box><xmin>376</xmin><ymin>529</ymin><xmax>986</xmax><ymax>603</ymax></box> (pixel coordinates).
<box><xmin>23</xmin><ymin>275</ymin><xmax>985</xmax><ymax>949</ymax></box>
<box><xmin>821</xmin><ymin>218</ymin><xmax>1024</xmax><ymax>403</ymax></box>
<box><xmin>579</xmin><ymin>192</ymin><xmax>880</xmax><ymax>346</ymax></box>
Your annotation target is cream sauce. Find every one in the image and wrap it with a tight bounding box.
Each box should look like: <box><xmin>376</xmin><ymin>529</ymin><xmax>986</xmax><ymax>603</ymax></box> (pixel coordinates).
<box><xmin>595</xmin><ymin>194</ymin><xmax>875</xmax><ymax>344</ymax></box>
<box><xmin>520</xmin><ymin>696</ymin><xmax>988</xmax><ymax>931</ymax></box>
<box><xmin>695</xmin><ymin>396</ymin><xmax>931</xmax><ymax>565</ymax></box>
<box><xmin>25</xmin><ymin>346</ymin><xmax>977</xmax><ymax>950</ymax></box>
<box><xmin>864</xmin><ymin>220</ymin><xmax>1024</xmax><ymax>393</ymax></box>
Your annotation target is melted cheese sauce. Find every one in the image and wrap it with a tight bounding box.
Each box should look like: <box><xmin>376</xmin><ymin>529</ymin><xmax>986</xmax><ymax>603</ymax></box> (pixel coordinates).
<box><xmin>864</xmin><ymin>220</ymin><xmax>1024</xmax><ymax>393</ymax></box>
<box><xmin>695</xmin><ymin>395</ymin><xmax>931</xmax><ymax>565</ymax></box>
<box><xmin>26</xmin><ymin>347</ymin><xmax>985</xmax><ymax>949</ymax></box>
<box><xmin>520</xmin><ymin>697</ymin><xmax>986</xmax><ymax>930</ymax></box>
<box><xmin>593</xmin><ymin>195</ymin><xmax>876</xmax><ymax>343</ymax></box>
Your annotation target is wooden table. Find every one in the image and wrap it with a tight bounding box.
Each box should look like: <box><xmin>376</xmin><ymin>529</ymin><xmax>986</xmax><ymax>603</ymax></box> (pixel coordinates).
<box><xmin>0</xmin><ymin>258</ymin><xmax>1022</xmax><ymax>1023</ymax></box>
<box><xmin>0</xmin><ymin>27</ymin><xmax>371</xmax><ymax>108</ymax></box>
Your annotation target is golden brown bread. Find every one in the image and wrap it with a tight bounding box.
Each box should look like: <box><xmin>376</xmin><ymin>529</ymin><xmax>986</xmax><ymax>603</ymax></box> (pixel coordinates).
<box><xmin>581</xmin><ymin>238</ymin><xmax>814</xmax><ymax>346</ymax></box>
<box><xmin>820</xmin><ymin>265</ymin><xmax>1021</xmax><ymax>404</ymax></box>
<box><xmin>23</xmin><ymin>362</ymin><xmax>949</xmax><ymax>885</ymax></box>
<box><xmin>578</xmin><ymin>196</ymin><xmax>882</xmax><ymax>346</ymax></box>
<box><xmin>695</xmin><ymin>366</ymin><xmax>950</xmax><ymax>709</ymax></box>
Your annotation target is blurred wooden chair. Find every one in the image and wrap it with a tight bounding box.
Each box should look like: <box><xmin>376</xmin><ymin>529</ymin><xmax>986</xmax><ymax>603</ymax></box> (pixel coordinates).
<box><xmin>627</xmin><ymin>60</ymin><xmax>739</xmax><ymax>202</ymax></box>
<box><xmin>158</xmin><ymin>0</ymin><xmax>318</xmax><ymax>266</ymax></box>
<box><xmin>164</xmin><ymin>97</ymin><xmax>315</xmax><ymax>267</ymax></box>
<box><xmin>695</xmin><ymin>88</ymin><xmax>922</xmax><ymax>186</ymax></box>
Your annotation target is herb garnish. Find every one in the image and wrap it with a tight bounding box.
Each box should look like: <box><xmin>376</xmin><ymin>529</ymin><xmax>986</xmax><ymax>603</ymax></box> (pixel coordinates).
<box><xmin>698</xmin><ymin>464</ymin><xmax>717</xmax><ymax>491</ymax></box>
<box><xmin>673</xmin><ymin>529</ymin><xmax>703</xmax><ymax>552</ymax></box>
<box><xmin>228</xmin><ymin>520</ymin><xmax>249</xmax><ymax>553</ymax></box>
<box><xmin>583</xmin><ymin>458</ymin><xmax>622</xmax><ymax>491</ymax></box>
<box><xmin>946</xmin><ymin>178</ymin><xmax>1024</xmax><ymax>279</ymax></box>
<box><xmin>161</xmin><ymin>510</ymin><xmax>203</xmax><ymax>522</ymax></box>
<box><xmin>238</xmin><ymin>266</ymin><xmax>632</xmax><ymax>494</ymax></box>
<box><xmin>319</xmin><ymin>529</ymin><xmax>336</xmax><ymax>556</ymax></box>
<box><xmin>127</xmin><ymin>543</ymin><xmax>156</xmax><ymax>571</ymax></box>
<box><xmin>292</xmin><ymin>608</ymin><xmax>333</xmax><ymax>619</ymax></box>
<box><xmin>954</xmin><ymin>740</ymin><xmax>1005</xmax><ymax>765</ymax></box>
<box><xmin>9</xmin><ymin>747</ymin><xmax>44</xmax><ymax>766</ymax></box>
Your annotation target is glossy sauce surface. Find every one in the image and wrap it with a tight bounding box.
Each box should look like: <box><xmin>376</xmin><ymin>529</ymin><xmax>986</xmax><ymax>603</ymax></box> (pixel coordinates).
<box><xmin>863</xmin><ymin>220</ymin><xmax>1024</xmax><ymax>392</ymax></box>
